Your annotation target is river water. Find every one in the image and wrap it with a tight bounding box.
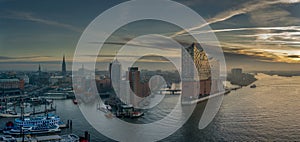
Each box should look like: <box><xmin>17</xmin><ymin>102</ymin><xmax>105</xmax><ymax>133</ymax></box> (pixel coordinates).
<box><xmin>1</xmin><ymin>73</ymin><xmax>299</xmax><ymax>141</ymax></box>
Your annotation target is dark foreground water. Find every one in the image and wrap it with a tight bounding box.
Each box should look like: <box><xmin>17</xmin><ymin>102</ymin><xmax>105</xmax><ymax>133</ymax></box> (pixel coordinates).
<box><xmin>1</xmin><ymin>74</ymin><xmax>299</xmax><ymax>141</ymax></box>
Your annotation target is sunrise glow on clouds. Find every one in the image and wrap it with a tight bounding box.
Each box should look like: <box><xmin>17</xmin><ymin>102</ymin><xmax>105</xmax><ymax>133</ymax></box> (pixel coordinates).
<box><xmin>1</xmin><ymin>0</ymin><xmax>300</xmax><ymax>71</ymax></box>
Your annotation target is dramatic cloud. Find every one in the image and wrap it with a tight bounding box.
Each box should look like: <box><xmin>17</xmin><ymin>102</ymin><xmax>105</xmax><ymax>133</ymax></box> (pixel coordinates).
<box><xmin>220</xmin><ymin>41</ymin><xmax>300</xmax><ymax>63</ymax></box>
<box><xmin>0</xmin><ymin>55</ymin><xmax>54</xmax><ymax>62</ymax></box>
<box><xmin>0</xmin><ymin>10</ymin><xmax>81</xmax><ymax>32</ymax></box>
<box><xmin>172</xmin><ymin>0</ymin><xmax>300</xmax><ymax>37</ymax></box>
<box><xmin>249</xmin><ymin>7</ymin><xmax>300</xmax><ymax>26</ymax></box>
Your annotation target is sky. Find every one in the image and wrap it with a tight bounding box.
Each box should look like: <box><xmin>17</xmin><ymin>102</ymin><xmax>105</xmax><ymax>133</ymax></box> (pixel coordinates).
<box><xmin>1</xmin><ymin>0</ymin><xmax>300</xmax><ymax>71</ymax></box>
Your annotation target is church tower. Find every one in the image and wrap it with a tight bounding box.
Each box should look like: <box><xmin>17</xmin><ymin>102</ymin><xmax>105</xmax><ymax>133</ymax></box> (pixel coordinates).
<box><xmin>62</xmin><ymin>54</ymin><xmax>66</xmax><ymax>76</ymax></box>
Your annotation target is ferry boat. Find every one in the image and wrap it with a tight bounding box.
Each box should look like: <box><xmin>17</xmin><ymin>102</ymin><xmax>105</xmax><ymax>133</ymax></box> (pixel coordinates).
<box><xmin>3</xmin><ymin>113</ymin><xmax>62</xmax><ymax>135</ymax></box>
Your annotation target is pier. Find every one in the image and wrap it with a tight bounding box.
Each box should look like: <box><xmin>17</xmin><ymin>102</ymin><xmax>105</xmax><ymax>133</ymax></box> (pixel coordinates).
<box><xmin>181</xmin><ymin>91</ymin><xmax>226</xmax><ymax>105</ymax></box>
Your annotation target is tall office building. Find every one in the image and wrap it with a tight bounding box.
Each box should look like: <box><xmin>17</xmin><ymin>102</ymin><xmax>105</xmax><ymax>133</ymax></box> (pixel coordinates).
<box><xmin>126</xmin><ymin>67</ymin><xmax>150</xmax><ymax>105</ymax></box>
<box><xmin>128</xmin><ymin>67</ymin><xmax>140</xmax><ymax>97</ymax></box>
<box><xmin>231</xmin><ymin>68</ymin><xmax>243</xmax><ymax>84</ymax></box>
<box><xmin>62</xmin><ymin>55</ymin><xmax>66</xmax><ymax>76</ymax></box>
<box><xmin>109</xmin><ymin>59</ymin><xmax>121</xmax><ymax>95</ymax></box>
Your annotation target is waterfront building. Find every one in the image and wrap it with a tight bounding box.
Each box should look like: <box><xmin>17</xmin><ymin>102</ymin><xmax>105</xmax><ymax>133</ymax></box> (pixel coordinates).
<box><xmin>124</xmin><ymin>67</ymin><xmax>152</xmax><ymax>105</ymax></box>
<box><xmin>229</xmin><ymin>68</ymin><xmax>256</xmax><ymax>86</ymax></box>
<box><xmin>120</xmin><ymin>79</ymin><xmax>131</xmax><ymax>104</ymax></box>
<box><xmin>95</xmin><ymin>78</ymin><xmax>111</xmax><ymax>93</ymax></box>
<box><xmin>128</xmin><ymin>67</ymin><xmax>140</xmax><ymax>98</ymax></box>
<box><xmin>182</xmin><ymin>42</ymin><xmax>211</xmax><ymax>81</ymax></box>
<box><xmin>231</xmin><ymin>68</ymin><xmax>242</xmax><ymax>79</ymax></box>
<box><xmin>109</xmin><ymin>59</ymin><xmax>121</xmax><ymax>95</ymax></box>
<box><xmin>0</xmin><ymin>78</ymin><xmax>24</xmax><ymax>97</ymax></box>
<box><xmin>181</xmin><ymin>43</ymin><xmax>220</xmax><ymax>98</ymax></box>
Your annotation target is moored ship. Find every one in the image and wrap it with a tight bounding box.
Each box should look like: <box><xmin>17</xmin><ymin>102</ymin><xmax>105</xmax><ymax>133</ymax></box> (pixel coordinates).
<box><xmin>0</xmin><ymin>109</ymin><xmax>31</xmax><ymax>118</ymax></box>
<box><xmin>3</xmin><ymin>113</ymin><xmax>62</xmax><ymax>135</ymax></box>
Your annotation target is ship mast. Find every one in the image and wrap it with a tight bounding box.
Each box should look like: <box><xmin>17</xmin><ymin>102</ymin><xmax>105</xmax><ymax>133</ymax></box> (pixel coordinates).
<box><xmin>20</xmin><ymin>97</ymin><xmax>25</xmax><ymax>141</ymax></box>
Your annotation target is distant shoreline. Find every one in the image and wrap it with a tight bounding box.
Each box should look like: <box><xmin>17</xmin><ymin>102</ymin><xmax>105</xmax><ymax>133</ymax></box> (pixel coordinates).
<box><xmin>252</xmin><ymin>71</ymin><xmax>300</xmax><ymax>77</ymax></box>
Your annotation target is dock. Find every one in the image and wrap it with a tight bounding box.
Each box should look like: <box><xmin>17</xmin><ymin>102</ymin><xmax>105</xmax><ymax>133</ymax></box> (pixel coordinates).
<box><xmin>181</xmin><ymin>91</ymin><xmax>226</xmax><ymax>105</ymax></box>
<box><xmin>14</xmin><ymin>134</ymin><xmax>81</xmax><ymax>142</ymax></box>
<box><xmin>31</xmin><ymin>108</ymin><xmax>56</xmax><ymax>115</ymax></box>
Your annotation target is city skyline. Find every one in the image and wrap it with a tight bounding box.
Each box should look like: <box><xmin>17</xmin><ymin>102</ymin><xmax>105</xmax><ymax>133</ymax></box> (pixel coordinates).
<box><xmin>1</xmin><ymin>0</ymin><xmax>300</xmax><ymax>71</ymax></box>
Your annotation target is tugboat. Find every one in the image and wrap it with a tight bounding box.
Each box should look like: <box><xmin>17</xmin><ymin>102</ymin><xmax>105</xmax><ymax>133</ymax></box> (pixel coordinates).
<box><xmin>250</xmin><ymin>84</ymin><xmax>256</xmax><ymax>88</ymax></box>
<box><xmin>3</xmin><ymin>113</ymin><xmax>62</xmax><ymax>135</ymax></box>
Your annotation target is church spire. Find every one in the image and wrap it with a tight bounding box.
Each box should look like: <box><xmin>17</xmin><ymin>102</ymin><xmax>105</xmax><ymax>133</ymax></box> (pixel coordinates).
<box><xmin>62</xmin><ymin>54</ymin><xmax>66</xmax><ymax>76</ymax></box>
<box><xmin>38</xmin><ymin>64</ymin><xmax>41</xmax><ymax>72</ymax></box>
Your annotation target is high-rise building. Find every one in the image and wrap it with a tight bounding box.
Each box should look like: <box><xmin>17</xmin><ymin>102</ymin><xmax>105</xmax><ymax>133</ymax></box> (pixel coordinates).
<box><xmin>62</xmin><ymin>55</ymin><xmax>66</xmax><ymax>76</ymax></box>
<box><xmin>126</xmin><ymin>67</ymin><xmax>151</xmax><ymax>105</ymax></box>
<box><xmin>181</xmin><ymin>43</ymin><xmax>215</xmax><ymax>97</ymax></box>
<box><xmin>181</xmin><ymin>43</ymin><xmax>195</xmax><ymax>80</ymax></box>
<box><xmin>128</xmin><ymin>67</ymin><xmax>140</xmax><ymax>97</ymax></box>
<box><xmin>109</xmin><ymin>59</ymin><xmax>121</xmax><ymax>95</ymax></box>
<box><xmin>231</xmin><ymin>68</ymin><xmax>243</xmax><ymax>84</ymax></box>
<box><xmin>182</xmin><ymin>43</ymin><xmax>211</xmax><ymax>80</ymax></box>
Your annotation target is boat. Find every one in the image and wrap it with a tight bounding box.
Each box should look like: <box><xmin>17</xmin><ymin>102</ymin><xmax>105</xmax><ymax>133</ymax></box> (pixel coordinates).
<box><xmin>0</xmin><ymin>134</ymin><xmax>80</xmax><ymax>142</ymax></box>
<box><xmin>0</xmin><ymin>135</ymin><xmax>16</xmax><ymax>142</ymax></box>
<box><xmin>46</xmin><ymin>99</ymin><xmax>53</xmax><ymax>104</ymax></box>
<box><xmin>250</xmin><ymin>84</ymin><xmax>256</xmax><ymax>88</ymax></box>
<box><xmin>30</xmin><ymin>97</ymin><xmax>42</xmax><ymax>104</ymax></box>
<box><xmin>6</xmin><ymin>124</ymin><xmax>60</xmax><ymax>135</ymax></box>
<box><xmin>0</xmin><ymin>109</ymin><xmax>31</xmax><ymax>118</ymax></box>
<box><xmin>131</xmin><ymin>111</ymin><xmax>144</xmax><ymax>118</ymax></box>
<box><xmin>3</xmin><ymin>113</ymin><xmax>62</xmax><ymax>135</ymax></box>
<box><xmin>72</xmin><ymin>99</ymin><xmax>78</xmax><ymax>105</ymax></box>
<box><xmin>60</xmin><ymin>134</ymin><xmax>80</xmax><ymax>142</ymax></box>
<box><xmin>97</xmin><ymin>103</ymin><xmax>112</xmax><ymax>113</ymax></box>
<box><xmin>7</xmin><ymin>102</ymin><xmax>14</xmax><ymax>106</ymax></box>
<box><xmin>115</xmin><ymin>105</ymin><xmax>144</xmax><ymax>118</ymax></box>
<box><xmin>23</xmin><ymin>102</ymin><xmax>31</xmax><ymax>107</ymax></box>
